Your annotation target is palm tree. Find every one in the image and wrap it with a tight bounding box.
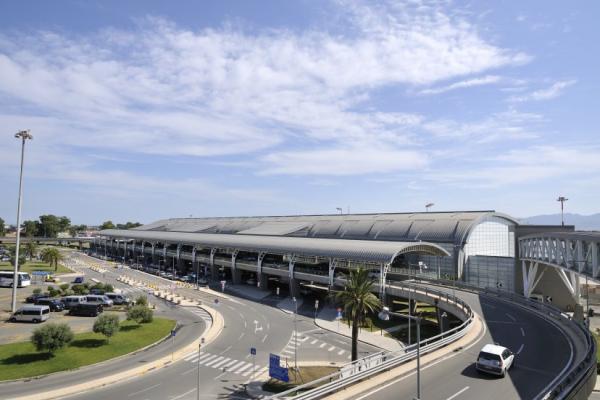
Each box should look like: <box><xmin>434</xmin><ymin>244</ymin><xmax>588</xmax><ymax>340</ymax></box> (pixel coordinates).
<box><xmin>333</xmin><ymin>268</ymin><xmax>381</xmax><ymax>361</ymax></box>
<box><xmin>24</xmin><ymin>241</ymin><xmax>38</xmax><ymax>260</ymax></box>
<box><xmin>40</xmin><ymin>247</ymin><xmax>64</xmax><ymax>271</ymax></box>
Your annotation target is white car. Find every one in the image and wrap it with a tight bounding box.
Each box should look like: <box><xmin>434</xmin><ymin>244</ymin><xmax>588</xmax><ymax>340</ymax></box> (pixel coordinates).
<box><xmin>476</xmin><ymin>344</ymin><xmax>514</xmax><ymax>377</ymax></box>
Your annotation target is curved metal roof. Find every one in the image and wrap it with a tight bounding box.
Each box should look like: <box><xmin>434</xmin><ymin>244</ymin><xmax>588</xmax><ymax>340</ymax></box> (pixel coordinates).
<box><xmin>100</xmin><ymin>229</ymin><xmax>450</xmax><ymax>264</ymax></box>
<box><xmin>132</xmin><ymin>211</ymin><xmax>518</xmax><ymax>244</ymax></box>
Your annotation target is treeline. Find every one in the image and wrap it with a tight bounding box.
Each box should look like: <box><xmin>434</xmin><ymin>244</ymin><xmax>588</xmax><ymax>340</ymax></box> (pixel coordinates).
<box><xmin>0</xmin><ymin>215</ymin><xmax>142</xmax><ymax>238</ymax></box>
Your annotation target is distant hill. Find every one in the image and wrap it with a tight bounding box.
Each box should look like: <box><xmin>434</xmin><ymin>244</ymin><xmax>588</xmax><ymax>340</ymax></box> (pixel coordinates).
<box><xmin>520</xmin><ymin>213</ymin><xmax>600</xmax><ymax>231</ymax></box>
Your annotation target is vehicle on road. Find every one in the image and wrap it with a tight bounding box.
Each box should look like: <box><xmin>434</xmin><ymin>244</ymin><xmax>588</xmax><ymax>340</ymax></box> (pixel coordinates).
<box><xmin>10</xmin><ymin>305</ymin><xmax>50</xmax><ymax>323</ymax></box>
<box><xmin>89</xmin><ymin>288</ymin><xmax>105</xmax><ymax>295</ymax></box>
<box><xmin>105</xmin><ymin>293</ymin><xmax>130</xmax><ymax>305</ymax></box>
<box><xmin>246</xmin><ymin>278</ymin><xmax>256</xmax><ymax>286</ymax></box>
<box><xmin>0</xmin><ymin>271</ymin><xmax>32</xmax><ymax>288</ymax></box>
<box><xmin>34</xmin><ymin>298</ymin><xmax>65</xmax><ymax>311</ymax></box>
<box><xmin>62</xmin><ymin>295</ymin><xmax>88</xmax><ymax>309</ymax></box>
<box><xmin>85</xmin><ymin>295</ymin><xmax>113</xmax><ymax>307</ymax></box>
<box><xmin>197</xmin><ymin>277</ymin><xmax>208</xmax><ymax>285</ymax></box>
<box><xmin>69</xmin><ymin>303</ymin><xmax>103</xmax><ymax>317</ymax></box>
<box><xmin>25</xmin><ymin>293</ymin><xmax>49</xmax><ymax>303</ymax></box>
<box><xmin>73</xmin><ymin>276</ymin><xmax>85</xmax><ymax>284</ymax></box>
<box><xmin>476</xmin><ymin>344</ymin><xmax>515</xmax><ymax>377</ymax></box>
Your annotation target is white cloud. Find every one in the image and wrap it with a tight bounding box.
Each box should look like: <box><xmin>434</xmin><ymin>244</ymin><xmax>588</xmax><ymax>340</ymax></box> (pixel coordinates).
<box><xmin>509</xmin><ymin>79</ymin><xmax>576</xmax><ymax>102</ymax></box>
<box><xmin>0</xmin><ymin>1</ymin><xmax>530</xmax><ymax>180</ymax></box>
<box><xmin>419</xmin><ymin>75</ymin><xmax>501</xmax><ymax>95</ymax></box>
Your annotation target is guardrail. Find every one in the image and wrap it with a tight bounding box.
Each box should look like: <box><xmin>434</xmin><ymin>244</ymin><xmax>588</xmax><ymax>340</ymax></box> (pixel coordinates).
<box><xmin>411</xmin><ymin>277</ymin><xmax>597</xmax><ymax>400</ymax></box>
<box><xmin>268</xmin><ymin>283</ymin><xmax>475</xmax><ymax>400</ymax></box>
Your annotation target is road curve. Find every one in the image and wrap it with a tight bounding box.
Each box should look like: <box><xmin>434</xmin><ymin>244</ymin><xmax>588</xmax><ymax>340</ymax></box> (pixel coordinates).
<box><xmin>347</xmin><ymin>286</ymin><xmax>574</xmax><ymax>400</ymax></box>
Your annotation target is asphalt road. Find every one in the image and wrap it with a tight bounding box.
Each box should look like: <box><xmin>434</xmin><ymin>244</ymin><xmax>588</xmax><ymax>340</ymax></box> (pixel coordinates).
<box><xmin>40</xmin><ymin>254</ymin><xmax>380</xmax><ymax>400</ymax></box>
<box><xmin>348</xmin><ymin>288</ymin><xmax>575</xmax><ymax>400</ymax></box>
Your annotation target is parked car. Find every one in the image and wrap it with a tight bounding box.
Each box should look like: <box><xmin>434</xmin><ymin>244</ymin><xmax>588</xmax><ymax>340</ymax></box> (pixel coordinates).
<box><xmin>25</xmin><ymin>293</ymin><xmax>48</xmax><ymax>303</ymax></box>
<box><xmin>62</xmin><ymin>295</ymin><xmax>87</xmax><ymax>309</ymax></box>
<box><xmin>246</xmin><ymin>278</ymin><xmax>256</xmax><ymax>286</ymax></box>
<box><xmin>34</xmin><ymin>298</ymin><xmax>65</xmax><ymax>311</ymax></box>
<box><xmin>476</xmin><ymin>344</ymin><xmax>515</xmax><ymax>377</ymax></box>
<box><xmin>105</xmin><ymin>293</ymin><xmax>130</xmax><ymax>305</ymax></box>
<box><xmin>85</xmin><ymin>295</ymin><xmax>113</xmax><ymax>307</ymax></box>
<box><xmin>197</xmin><ymin>277</ymin><xmax>208</xmax><ymax>285</ymax></box>
<box><xmin>89</xmin><ymin>288</ymin><xmax>105</xmax><ymax>295</ymax></box>
<box><xmin>73</xmin><ymin>276</ymin><xmax>85</xmax><ymax>284</ymax></box>
<box><xmin>10</xmin><ymin>305</ymin><xmax>50</xmax><ymax>323</ymax></box>
<box><xmin>69</xmin><ymin>303</ymin><xmax>103</xmax><ymax>317</ymax></box>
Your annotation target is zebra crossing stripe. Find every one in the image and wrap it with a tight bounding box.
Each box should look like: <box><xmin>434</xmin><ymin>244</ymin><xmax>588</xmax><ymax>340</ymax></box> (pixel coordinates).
<box><xmin>204</xmin><ymin>356</ymin><xmax>225</xmax><ymax>367</ymax></box>
<box><xmin>226</xmin><ymin>360</ymin><xmax>246</xmax><ymax>372</ymax></box>
<box><xmin>338</xmin><ymin>350</ymin><xmax>345</xmax><ymax>355</ymax></box>
<box><xmin>234</xmin><ymin>363</ymin><xmax>252</xmax><ymax>373</ymax></box>
<box><xmin>183</xmin><ymin>352</ymin><xmax>198</xmax><ymax>361</ymax></box>
<box><xmin>223</xmin><ymin>359</ymin><xmax>239</xmax><ymax>368</ymax></box>
<box><xmin>310</xmin><ymin>339</ymin><xmax>318</xmax><ymax>345</ymax></box>
<box><xmin>211</xmin><ymin>357</ymin><xmax>231</xmax><ymax>368</ymax></box>
<box><xmin>319</xmin><ymin>343</ymin><xmax>326</xmax><ymax>348</ymax></box>
<box><xmin>199</xmin><ymin>354</ymin><xmax>218</xmax><ymax>364</ymax></box>
<box><xmin>328</xmin><ymin>346</ymin><xmax>335</xmax><ymax>352</ymax></box>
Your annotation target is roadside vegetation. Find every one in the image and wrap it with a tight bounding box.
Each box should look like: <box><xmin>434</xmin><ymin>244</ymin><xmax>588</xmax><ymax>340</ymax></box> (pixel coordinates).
<box><xmin>262</xmin><ymin>366</ymin><xmax>339</xmax><ymax>393</ymax></box>
<box><xmin>0</xmin><ymin>317</ymin><xmax>175</xmax><ymax>381</ymax></box>
<box><xmin>0</xmin><ymin>260</ymin><xmax>72</xmax><ymax>274</ymax></box>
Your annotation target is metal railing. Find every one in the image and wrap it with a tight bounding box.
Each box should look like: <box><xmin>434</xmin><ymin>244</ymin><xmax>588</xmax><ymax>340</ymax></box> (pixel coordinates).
<box><xmin>268</xmin><ymin>283</ymin><xmax>474</xmax><ymax>400</ymax></box>
<box><xmin>411</xmin><ymin>277</ymin><xmax>597</xmax><ymax>400</ymax></box>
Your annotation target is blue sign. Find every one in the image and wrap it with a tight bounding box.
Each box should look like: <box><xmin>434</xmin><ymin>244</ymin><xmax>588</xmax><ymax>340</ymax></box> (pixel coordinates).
<box><xmin>171</xmin><ymin>329</ymin><xmax>176</xmax><ymax>337</ymax></box>
<box><xmin>269</xmin><ymin>353</ymin><xmax>289</xmax><ymax>382</ymax></box>
<box><xmin>250</xmin><ymin>347</ymin><xmax>256</xmax><ymax>355</ymax></box>
<box><xmin>31</xmin><ymin>271</ymin><xmax>51</xmax><ymax>276</ymax></box>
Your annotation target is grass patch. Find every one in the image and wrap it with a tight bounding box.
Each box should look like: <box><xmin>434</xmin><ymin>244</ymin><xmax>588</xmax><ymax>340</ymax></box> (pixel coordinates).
<box><xmin>0</xmin><ymin>317</ymin><xmax>175</xmax><ymax>381</ymax></box>
<box><xmin>0</xmin><ymin>261</ymin><xmax>72</xmax><ymax>274</ymax></box>
<box><xmin>262</xmin><ymin>366</ymin><xmax>339</xmax><ymax>393</ymax></box>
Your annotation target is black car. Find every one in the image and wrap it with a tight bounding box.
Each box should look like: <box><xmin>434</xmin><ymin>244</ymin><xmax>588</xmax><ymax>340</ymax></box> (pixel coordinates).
<box><xmin>25</xmin><ymin>293</ymin><xmax>48</xmax><ymax>303</ymax></box>
<box><xmin>34</xmin><ymin>298</ymin><xmax>65</xmax><ymax>311</ymax></box>
<box><xmin>68</xmin><ymin>303</ymin><xmax>103</xmax><ymax>317</ymax></box>
<box><xmin>89</xmin><ymin>288</ymin><xmax>105</xmax><ymax>295</ymax></box>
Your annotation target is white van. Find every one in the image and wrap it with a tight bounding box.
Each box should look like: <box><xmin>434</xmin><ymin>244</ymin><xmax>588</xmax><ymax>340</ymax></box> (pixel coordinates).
<box><xmin>63</xmin><ymin>295</ymin><xmax>87</xmax><ymax>309</ymax></box>
<box><xmin>85</xmin><ymin>295</ymin><xmax>113</xmax><ymax>307</ymax></box>
<box><xmin>476</xmin><ymin>344</ymin><xmax>515</xmax><ymax>377</ymax></box>
<box><xmin>10</xmin><ymin>305</ymin><xmax>50</xmax><ymax>323</ymax></box>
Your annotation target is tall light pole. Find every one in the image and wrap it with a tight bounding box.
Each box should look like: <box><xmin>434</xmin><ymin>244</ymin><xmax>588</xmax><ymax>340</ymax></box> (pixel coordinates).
<box><xmin>557</xmin><ymin>196</ymin><xmax>568</xmax><ymax>226</ymax></box>
<box><xmin>336</xmin><ymin>207</ymin><xmax>343</xmax><ymax>215</ymax></box>
<box><xmin>379</xmin><ymin>306</ymin><xmax>421</xmax><ymax>400</ymax></box>
<box><xmin>293</xmin><ymin>296</ymin><xmax>298</xmax><ymax>372</ymax></box>
<box><xmin>11</xmin><ymin>130</ymin><xmax>33</xmax><ymax>313</ymax></box>
<box><xmin>425</xmin><ymin>203</ymin><xmax>434</xmax><ymax>212</ymax></box>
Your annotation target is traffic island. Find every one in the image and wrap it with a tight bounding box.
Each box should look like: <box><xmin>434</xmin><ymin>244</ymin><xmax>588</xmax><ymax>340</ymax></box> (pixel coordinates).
<box><xmin>262</xmin><ymin>366</ymin><xmax>340</xmax><ymax>394</ymax></box>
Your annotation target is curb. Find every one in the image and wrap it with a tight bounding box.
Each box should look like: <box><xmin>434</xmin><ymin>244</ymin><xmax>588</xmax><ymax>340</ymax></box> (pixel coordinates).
<box><xmin>312</xmin><ymin>316</ymin><xmax>389</xmax><ymax>352</ymax></box>
<box><xmin>9</xmin><ymin>304</ymin><xmax>224</xmax><ymax>400</ymax></box>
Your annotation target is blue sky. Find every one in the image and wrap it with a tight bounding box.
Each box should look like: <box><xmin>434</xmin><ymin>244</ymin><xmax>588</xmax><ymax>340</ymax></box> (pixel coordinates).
<box><xmin>0</xmin><ymin>0</ymin><xmax>598</xmax><ymax>225</ymax></box>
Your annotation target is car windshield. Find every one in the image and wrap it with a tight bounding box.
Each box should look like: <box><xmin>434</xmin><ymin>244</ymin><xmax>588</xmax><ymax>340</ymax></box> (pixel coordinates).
<box><xmin>478</xmin><ymin>351</ymin><xmax>502</xmax><ymax>362</ymax></box>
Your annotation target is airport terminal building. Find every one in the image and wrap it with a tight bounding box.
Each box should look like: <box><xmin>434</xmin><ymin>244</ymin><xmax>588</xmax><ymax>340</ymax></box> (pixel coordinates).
<box><xmin>95</xmin><ymin>211</ymin><xmax>549</xmax><ymax>296</ymax></box>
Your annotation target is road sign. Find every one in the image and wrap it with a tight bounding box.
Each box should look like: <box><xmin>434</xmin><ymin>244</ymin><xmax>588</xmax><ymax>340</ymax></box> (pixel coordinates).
<box><xmin>214</xmin><ymin>298</ymin><xmax>220</xmax><ymax>306</ymax></box>
<box><xmin>269</xmin><ymin>353</ymin><xmax>289</xmax><ymax>382</ymax></box>
<box><xmin>171</xmin><ymin>329</ymin><xmax>176</xmax><ymax>337</ymax></box>
<box><xmin>220</xmin><ymin>280</ymin><xmax>226</xmax><ymax>291</ymax></box>
<box><xmin>250</xmin><ymin>347</ymin><xmax>256</xmax><ymax>355</ymax></box>
<box><xmin>336</xmin><ymin>309</ymin><xmax>343</xmax><ymax>320</ymax></box>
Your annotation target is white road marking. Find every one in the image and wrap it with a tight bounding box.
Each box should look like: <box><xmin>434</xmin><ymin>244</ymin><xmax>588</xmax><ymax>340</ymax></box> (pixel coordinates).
<box><xmin>506</xmin><ymin>313</ymin><xmax>516</xmax><ymax>322</ymax></box>
<box><xmin>328</xmin><ymin>346</ymin><xmax>335</xmax><ymax>352</ymax></box>
<box><xmin>517</xmin><ymin>343</ymin><xmax>525</xmax><ymax>354</ymax></box>
<box><xmin>446</xmin><ymin>386</ymin><xmax>469</xmax><ymax>400</ymax></box>
<box><xmin>219</xmin><ymin>345</ymin><xmax>232</xmax><ymax>354</ymax></box>
<box><xmin>198</xmin><ymin>354</ymin><xmax>218</xmax><ymax>365</ymax></box>
<box><xmin>212</xmin><ymin>357</ymin><xmax>231</xmax><ymax>368</ymax></box>
<box><xmin>520</xmin><ymin>327</ymin><xmax>525</xmax><ymax>337</ymax></box>
<box><xmin>128</xmin><ymin>383</ymin><xmax>161</xmax><ymax>396</ymax></box>
<box><xmin>319</xmin><ymin>343</ymin><xmax>326</xmax><ymax>348</ymax></box>
<box><xmin>169</xmin><ymin>388</ymin><xmax>196</xmax><ymax>400</ymax></box>
<box><xmin>310</xmin><ymin>339</ymin><xmax>318</xmax><ymax>345</ymax></box>
<box><xmin>337</xmin><ymin>350</ymin><xmax>345</xmax><ymax>355</ymax></box>
<box><xmin>238</xmin><ymin>332</ymin><xmax>245</xmax><ymax>340</ymax></box>
<box><xmin>262</xmin><ymin>334</ymin><xmax>268</xmax><ymax>343</ymax></box>
<box><xmin>235</xmin><ymin>363</ymin><xmax>252</xmax><ymax>373</ymax></box>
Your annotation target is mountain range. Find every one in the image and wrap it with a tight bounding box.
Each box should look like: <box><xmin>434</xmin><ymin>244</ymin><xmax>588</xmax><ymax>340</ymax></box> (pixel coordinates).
<box><xmin>520</xmin><ymin>213</ymin><xmax>600</xmax><ymax>231</ymax></box>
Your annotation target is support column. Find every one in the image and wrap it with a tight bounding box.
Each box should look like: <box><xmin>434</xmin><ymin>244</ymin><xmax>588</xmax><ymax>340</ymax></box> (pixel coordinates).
<box><xmin>522</xmin><ymin>260</ymin><xmax>545</xmax><ymax>298</ymax></box>
<box><xmin>151</xmin><ymin>242</ymin><xmax>157</xmax><ymax>265</ymax></box>
<box><xmin>257</xmin><ymin>252</ymin><xmax>267</xmax><ymax>290</ymax></box>
<box><xmin>328</xmin><ymin>258</ymin><xmax>336</xmax><ymax>287</ymax></box>
<box><xmin>288</xmin><ymin>255</ymin><xmax>297</xmax><ymax>297</ymax></box>
<box><xmin>176</xmin><ymin>244</ymin><xmax>183</xmax><ymax>275</ymax></box>
<box><xmin>210</xmin><ymin>248</ymin><xmax>217</xmax><ymax>279</ymax></box>
<box><xmin>140</xmin><ymin>242</ymin><xmax>145</xmax><ymax>266</ymax></box>
<box><xmin>192</xmin><ymin>247</ymin><xmax>199</xmax><ymax>281</ymax></box>
<box><xmin>231</xmin><ymin>250</ymin><xmax>241</xmax><ymax>285</ymax></box>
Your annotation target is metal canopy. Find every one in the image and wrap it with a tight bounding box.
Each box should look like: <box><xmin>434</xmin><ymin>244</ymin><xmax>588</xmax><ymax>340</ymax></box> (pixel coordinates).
<box><xmin>100</xmin><ymin>229</ymin><xmax>450</xmax><ymax>264</ymax></box>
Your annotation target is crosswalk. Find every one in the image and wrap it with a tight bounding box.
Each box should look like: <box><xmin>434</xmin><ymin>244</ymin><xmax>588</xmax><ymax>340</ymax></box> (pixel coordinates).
<box><xmin>281</xmin><ymin>332</ymin><xmax>350</xmax><ymax>360</ymax></box>
<box><xmin>183</xmin><ymin>351</ymin><xmax>266</xmax><ymax>377</ymax></box>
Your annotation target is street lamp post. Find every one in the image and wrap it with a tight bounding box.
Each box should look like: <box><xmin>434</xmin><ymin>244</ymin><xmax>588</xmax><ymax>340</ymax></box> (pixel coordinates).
<box><xmin>379</xmin><ymin>306</ymin><xmax>421</xmax><ymax>399</ymax></box>
<box><xmin>11</xmin><ymin>130</ymin><xmax>33</xmax><ymax>313</ymax></box>
<box><xmin>293</xmin><ymin>296</ymin><xmax>298</xmax><ymax>372</ymax></box>
<box><xmin>197</xmin><ymin>337</ymin><xmax>205</xmax><ymax>400</ymax></box>
<box><xmin>557</xmin><ymin>196</ymin><xmax>568</xmax><ymax>226</ymax></box>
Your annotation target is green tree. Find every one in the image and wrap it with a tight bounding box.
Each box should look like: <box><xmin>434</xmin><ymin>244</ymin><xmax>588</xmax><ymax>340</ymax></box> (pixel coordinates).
<box><xmin>0</xmin><ymin>217</ymin><xmax>5</xmax><ymax>236</ymax></box>
<box><xmin>40</xmin><ymin>247</ymin><xmax>64</xmax><ymax>271</ymax></box>
<box><xmin>8</xmin><ymin>246</ymin><xmax>26</xmax><ymax>269</ymax></box>
<box><xmin>69</xmin><ymin>224</ymin><xmax>88</xmax><ymax>237</ymax></box>
<box><xmin>22</xmin><ymin>220</ymin><xmax>39</xmax><ymax>237</ymax></box>
<box><xmin>58</xmin><ymin>216</ymin><xmax>71</xmax><ymax>234</ymax></box>
<box><xmin>126</xmin><ymin>305</ymin><xmax>153</xmax><ymax>324</ymax></box>
<box><xmin>100</xmin><ymin>221</ymin><xmax>115</xmax><ymax>230</ymax></box>
<box><xmin>134</xmin><ymin>295</ymin><xmax>148</xmax><ymax>306</ymax></box>
<box><xmin>93</xmin><ymin>314</ymin><xmax>120</xmax><ymax>343</ymax></box>
<box><xmin>24</xmin><ymin>241</ymin><xmax>38</xmax><ymax>260</ymax></box>
<box><xmin>38</xmin><ymin>215</ymin><xmax>61</xmax><ymax>238</ymax></box>
<box><xmin>333</xmin><ymin>268</ymin><xmax>381</xmax><ymax>361</ymax></box>
<box><xmin>30</xmin><ymin>323</ymin><xmax>74</xmax><ymax>355</ymax></box>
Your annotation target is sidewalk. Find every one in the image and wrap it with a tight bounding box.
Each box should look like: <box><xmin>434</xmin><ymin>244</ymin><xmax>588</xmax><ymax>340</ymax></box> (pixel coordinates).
<box><xmin>277</xmin><ymin>297</ymin><xmax>304</xmax><ymax>314</ymax></box>
<box><xmin>226</xmin><ymin>284</ymin><xmax>272</xmax><ymax>301</ymax></box>
<box><xmin>314</xmin><ymin>307</ymin><xmax>404</xmax><ymax>352</ymax></box>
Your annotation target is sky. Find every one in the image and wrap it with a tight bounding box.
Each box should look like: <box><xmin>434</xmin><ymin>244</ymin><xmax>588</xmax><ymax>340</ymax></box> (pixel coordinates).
<box><xmin>0</xmin><ymin>0</ymin><xmax>598</xmax><ymax>225</ymax></box>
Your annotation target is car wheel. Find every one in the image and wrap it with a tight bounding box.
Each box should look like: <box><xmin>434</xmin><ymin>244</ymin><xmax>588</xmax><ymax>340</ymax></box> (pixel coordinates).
<box><xmin>501</xmin><ymin>369</ymin><xmax>506</xmax><ymax>378</ymax></box>
<box><xmin>9</xmin><ymin>317</ymin><xmax>16</xmax><ymax>322</ymax></box>
<box><xmin>33</xmin><ymin>319</ymin><xmax>39</xmax><ymax>323</ymax></box>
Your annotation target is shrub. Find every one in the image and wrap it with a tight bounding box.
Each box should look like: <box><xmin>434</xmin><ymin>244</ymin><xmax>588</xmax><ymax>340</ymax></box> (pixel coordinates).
<box><xmin>93</xmin><ymin>314</ymin><xmax>120</xmax><ymax>343</ymax></box>
<box><xmin>47</xmin><ymin>287</ymin><xmax>60</xmax><ymax>297</ymax></box>
<box><xmin>104</xmin><ymin>284</ymin><xmax>114</xmax><ymax>293</ymax></box>
<box><xmin>59</xmin><ymin>283</ymin><xmax>70</xmax><ymax>293</ymax></box>
<box><xmin>32</xmin><ymin>288</ymin><xmax>42</xmax><ymax>295</ymax></box>
<box><xmin>126</xmin><ymin>305</ymin><xmax>153</xmax><ymax>324</ymax></box>
<box><xmin>71</xmin><ymin>284</ymin><xmax>89</xmax><ymax>295</ymax></box>
<box><xmin>30</xmin><ymin>323</ymin><xmax>74</xmax><ymax>354</ymax></box>
<box><xmin>134</xmin><ymin>295</ymin><xmax>148</xmax><ymax>306</ymax></box>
